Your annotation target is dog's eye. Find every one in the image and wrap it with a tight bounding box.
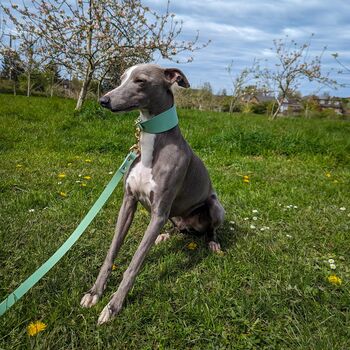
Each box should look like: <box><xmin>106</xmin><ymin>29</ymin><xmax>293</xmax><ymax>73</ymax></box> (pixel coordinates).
<box><xmin>135</xmin><ymin>79</ymin><xmax>146</xmax><ymax>84</ymax></box>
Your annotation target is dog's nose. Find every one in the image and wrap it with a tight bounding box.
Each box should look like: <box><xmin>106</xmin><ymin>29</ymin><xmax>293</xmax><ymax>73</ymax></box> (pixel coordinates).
<box><xmin>99</xmin><ymin>95</ymin><xmax>111</xmax><ymax>108</ymax></box>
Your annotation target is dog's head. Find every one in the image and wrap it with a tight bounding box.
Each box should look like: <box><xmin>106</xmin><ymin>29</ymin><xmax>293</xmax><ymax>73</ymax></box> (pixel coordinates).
<box><xmin>99</xmin><ymin>64</ymin><xmax>190</xmax><ymax>113</ymax></box>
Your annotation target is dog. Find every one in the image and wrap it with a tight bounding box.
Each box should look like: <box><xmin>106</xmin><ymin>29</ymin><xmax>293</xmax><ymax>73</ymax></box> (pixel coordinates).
<box><xmin>80</xmin><ymin>64</ymin><xmax>225</xmax><ymax>324</ymax></box>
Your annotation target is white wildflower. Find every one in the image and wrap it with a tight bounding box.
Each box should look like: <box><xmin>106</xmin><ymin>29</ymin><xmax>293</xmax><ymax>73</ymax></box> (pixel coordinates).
<box><xmin>330</xmin><ymin>263</ymin><xmax>336</xmax><ymax>270</ymax></box>
<box><xmin>252</xmin><ymin>216</ymin><xmax>258</xmax><ymax>221</ymax></box>
<box><xmin>28</xmin><ymin>209</ymin><xmax>35</xmax><ymax>213</ymax></box>
<box><xmin>250</xmin><ymin>225</ymin><xmax>256</xmax><ymax>229</ymax></box>
<box><xmin>328</xmin><ymin>259</ymin><xmax>335</xmax><ymax>264</ymax></box>
<box><xmin>252</xmin><ymin>209</ymin><xmax>258</xmax><ymax>213</ymax></box>
<box><xmin>339</xmin><ymin>207</ymin><xmax>346</xmax><ymax>211</ymax></box>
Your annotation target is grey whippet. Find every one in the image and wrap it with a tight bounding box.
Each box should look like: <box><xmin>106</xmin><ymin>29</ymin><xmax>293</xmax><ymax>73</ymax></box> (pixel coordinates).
<box><xmin>80</xmin><ymin>63</ymin><xmax>225</xmax><ymax>325</ymax></box>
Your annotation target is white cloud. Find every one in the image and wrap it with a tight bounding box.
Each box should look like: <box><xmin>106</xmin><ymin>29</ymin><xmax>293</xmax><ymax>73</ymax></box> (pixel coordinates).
<box><xmin>3</xmin><ymin>0</ymin><xmax>350</xmax><ymax>95</ymax></box>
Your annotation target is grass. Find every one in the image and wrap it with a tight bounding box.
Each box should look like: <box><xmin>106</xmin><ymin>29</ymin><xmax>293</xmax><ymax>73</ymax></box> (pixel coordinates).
<box><xmin>0</xmin><ymin>94</ymin><xmax>350</xmax><ymax>349</ymax></box>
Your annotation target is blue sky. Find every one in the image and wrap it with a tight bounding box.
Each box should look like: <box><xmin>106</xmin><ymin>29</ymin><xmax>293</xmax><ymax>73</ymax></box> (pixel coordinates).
<box><xmin>2</xmin><ymin>0</ymin><xmax>349</xmax><ymax>96</ymax></box>
<box><xmin>145</xmin><ymin>0</ymin><xmax>350</xmax><ymax>96</ymax></box>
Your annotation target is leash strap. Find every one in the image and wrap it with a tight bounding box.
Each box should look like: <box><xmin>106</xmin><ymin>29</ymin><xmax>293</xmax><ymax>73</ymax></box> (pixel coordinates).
<box><xmin>0</xmin><ymin>151</ymin><xmax>138</xmax><ymax>316</ymax></box>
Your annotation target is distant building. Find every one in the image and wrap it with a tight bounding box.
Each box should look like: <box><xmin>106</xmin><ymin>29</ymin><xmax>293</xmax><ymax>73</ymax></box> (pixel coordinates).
<box><xmin>280</xmin><ymin>98</ymin><xmax>303</xmax><ymax>115</ymax></box>
<box><xmin>316</xmin><ymin>97</ymin><xmax>344</xmax><ymax>115</ymax></box>
<box><xmin>304</xmin><ymin>96</ymin><xmax>345</xmax><ymax>115</ymax></box>
<box><xmin>241</xmin><ymin>93</ymin><xmax>275</xmax><ymax>104</ymax></box>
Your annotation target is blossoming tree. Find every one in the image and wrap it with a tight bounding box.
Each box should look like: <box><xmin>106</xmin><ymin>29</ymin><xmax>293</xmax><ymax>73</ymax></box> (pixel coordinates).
<box><xmin>2</xmin><ymin>0</ymin><xmax>207</xmax><ymax>110</ymax></box>
<box><xmin>255</xmin><ymin>36</ymin><xmax>338</xmax><ymax>119</ymax></box>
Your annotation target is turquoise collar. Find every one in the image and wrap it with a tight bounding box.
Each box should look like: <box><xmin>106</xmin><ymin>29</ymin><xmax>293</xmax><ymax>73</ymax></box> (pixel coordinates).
<box><xmin>137</xmin><ymin>105</ymin><xmax>178</xmax><ymax>134</ymax></box>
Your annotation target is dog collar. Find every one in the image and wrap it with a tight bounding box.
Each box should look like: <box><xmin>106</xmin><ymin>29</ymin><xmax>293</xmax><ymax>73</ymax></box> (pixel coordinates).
<box><xmin>136</xmin><ymin>105</ymin><xmax>178</xmax><ymax>134</ymax></box>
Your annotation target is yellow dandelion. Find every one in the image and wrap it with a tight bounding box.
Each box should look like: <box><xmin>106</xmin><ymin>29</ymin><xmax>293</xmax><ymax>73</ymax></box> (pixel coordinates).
<box><xmin>83</xmin><ymin>176</ymin><xmax>91</xmax><ymax>180</ymax></box>
<box><xmin>58</xmin><ymin>173</ymin><xmax>66</xmax><ymax>179</ymax></box>
<box><xmin>59</xmin><ymin>191</ymin><xmax>67</xmax><ymax>197</ymax></box>
<box><xmin>85</xmin><ymin>159</ymin><xmax>92</xmax><ymax>163</ymax></box>
<box><xmin>326</xmin><ymin>173</ymin><xmax>331</xmax><ymax>178</ymax></box>
<box><xmin>327</xmin><ymin>275</ymin><xmax>342</xmax><ymax>286</ymax></box>
<box><xmin>27</xmin><ymin>321</ymin><xmax>47</xmax><ymax>336</ymax></box>
<box><xmin>16</xmin><ymin>164</ymin><xmax>23</xmax><ymax>168</ymax></box>
<box><xmin>243</xmin><ymin>175</ymin><xmax>250</xmax><ymax>183</ymax></box>
<box><xmin>187</xmin><ymin>242</ymin><xmax>197</xmax><ymax>250</ymax></box>
<box><xmin>112</xmin><ymin>264</ymin><xmax>118</xmax><ymax>271</ymax></box>
<box><xmin>80</xmin><ymin>182</ymin><xmax>87</xmax><ymax>187</ymax></box>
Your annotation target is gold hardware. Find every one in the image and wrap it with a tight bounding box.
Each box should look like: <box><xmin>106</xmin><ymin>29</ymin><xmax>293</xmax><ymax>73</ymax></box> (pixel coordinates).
<box><xmin>129</xmin><ymin>121</ymin><xmax>141</xmax><ymax>154</ymax></box>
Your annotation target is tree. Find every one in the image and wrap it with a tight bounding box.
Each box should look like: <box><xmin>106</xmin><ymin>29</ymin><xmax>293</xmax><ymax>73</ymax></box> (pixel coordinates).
<box><xmin>332</xmin><ymin>53</ymin><xmax>350</xmax><ymax>88</ymax></box>
<box><xmin>220</xmin><ymin>88</ymin><xmax>227</xmax><ymax>96</ymax></box>
<box><xmin>43</xmin><ymin>60</ymin><xmax>61</xmax><ymax>97</ymax></box>
<box><xmin>226</xmin><ymin>61</ymin><xmax>257</xmax><ymax>114</ymax></box>
<box><xmin>0</xmin><ymin>47</ymin><xmax>24</xmax><ymax>95</ymax></box>
<box><xmin>256</xmin><ymin>36</ymin><xmax>338</xmax><ymax>119</ymax></box>
<box><xmin>195</xmin><ymin>82</ymin><xmax>214</xmax><ymax>110</ymax></box>
<box><xmin>18</xmin><ymin>32</ymin><xmax>46</xmax><ymax>96</ymax></box>
<box><xmin>3</xmin><ymin>0</ymin><xmax>208</xmax><ymax>110</ymax></box>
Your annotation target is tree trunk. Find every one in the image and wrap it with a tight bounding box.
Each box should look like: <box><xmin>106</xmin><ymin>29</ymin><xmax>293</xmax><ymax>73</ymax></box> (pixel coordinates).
<box><xmin>229</xmin><ymin>97</ymin><xmax>234</xmax><ymax>114</ymax></box>
<box><xmin>75</xmin><ymin>68</ymin><xmax>93</xmax><ymax>111</ymax></box>
<box><xmin>271</xmin><ymin>99</ymin><xmax>282</xmax><ymax>120</ymax></box>
<box><xmin>97</xmin><ymin>79</ymin><xmax>101</xmax><ymax>101</ymax></box>
<box><xmin>50</xmin><ymin>74</ymin><xmax>54</xmax><ymax>98</ymax></box>
<box><xmin>27</xmin><ymin>71</ymin><xmax>31</xmax><ymax>97</ymax></box>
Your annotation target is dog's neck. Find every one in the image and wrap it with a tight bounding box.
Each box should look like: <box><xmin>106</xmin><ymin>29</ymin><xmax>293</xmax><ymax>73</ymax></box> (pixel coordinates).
<box><xmin>138</xmin><ymin>92</ymin><xmax>175</xmax><ymax>167</ymax></box>
<box><xmin>139</xmin><ymin>90</ymin><xmax>174</xmax><ymax>121</ymax></box>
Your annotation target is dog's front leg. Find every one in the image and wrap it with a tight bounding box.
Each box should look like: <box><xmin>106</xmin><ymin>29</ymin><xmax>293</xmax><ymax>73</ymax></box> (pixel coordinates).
<box><xmin>97</xmin><ymin>211</ymin><xmax>168</xmax><ymax>325</ymax></box>
<box><xmin>80</xmin><ymin>193</ymin><xmax>137</xmax><ymax>308</ymax></box>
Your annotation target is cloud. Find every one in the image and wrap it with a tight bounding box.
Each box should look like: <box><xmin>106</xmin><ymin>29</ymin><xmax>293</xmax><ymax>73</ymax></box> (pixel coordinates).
<box><xmin>146</xmin><ymin>0</ymin><xmax>350</xmax><ymax>96</ymax></box>
<box><xmin>2</xmin><ymin>0</ymin><xmax>349</xmax><ymax>95</ymax></box>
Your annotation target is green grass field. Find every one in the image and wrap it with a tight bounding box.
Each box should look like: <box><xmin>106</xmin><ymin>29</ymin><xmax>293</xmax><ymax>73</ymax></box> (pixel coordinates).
<box><xmin>0</xmin><ymin>94</ymin><xmax>350</xmax><ymax>349</ymax></box>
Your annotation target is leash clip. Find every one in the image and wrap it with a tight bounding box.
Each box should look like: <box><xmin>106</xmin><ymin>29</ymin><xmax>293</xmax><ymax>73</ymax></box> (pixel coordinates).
<box><xmin>129</xmin><ymin>120</ymin><xmax>142</xmax><ymax>154</ymax></box>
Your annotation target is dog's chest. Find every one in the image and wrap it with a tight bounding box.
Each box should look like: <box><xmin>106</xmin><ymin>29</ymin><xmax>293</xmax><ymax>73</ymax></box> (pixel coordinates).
<box><xmin>126</xmin><ymin>132</ymin><xmax>157</xmax><ymax>208</ymax></box>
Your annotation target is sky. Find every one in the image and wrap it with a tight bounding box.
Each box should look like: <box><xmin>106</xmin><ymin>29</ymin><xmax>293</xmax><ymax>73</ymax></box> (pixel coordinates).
<box><xmin>144</xmin><ymin>0</ymin><xmax>350</xmax><ymax>96</ymax></box>
<box><xmin>2</xmin><ymin>0</ymin><xmax>350</xmax><ymax>96</ymax></box>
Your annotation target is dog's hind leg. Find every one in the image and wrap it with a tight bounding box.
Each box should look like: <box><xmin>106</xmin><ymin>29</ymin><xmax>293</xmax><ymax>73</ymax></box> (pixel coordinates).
<box><xmin>155</xmin><ymin>218</ymin><xmax>180</xmax><ymax>244</ymax></box>
<box><xmin>80</xmin><ymin>193</ymin><xmax>137</xmax><ymax>308</ymax></box>
<box><xmin>155</xmin><ymin>232</ymin><xmax>171</xmax><ymax>244</ymax></box>
<box><xmin>97</xmin><ymin>212</ymin><xmax>168</xmax><ymax>324</ymax></box>
<box><xmin>206</xmin><ymin>194</ymin><xmax>225</xmax><ymax>252</ymax></box>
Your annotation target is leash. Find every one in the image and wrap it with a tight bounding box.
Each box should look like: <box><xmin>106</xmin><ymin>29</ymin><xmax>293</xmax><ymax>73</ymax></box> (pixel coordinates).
<box><xmin>0</xmin><ymin>105</ymin><xmax>179</xmax><ymax>317</ymax></box>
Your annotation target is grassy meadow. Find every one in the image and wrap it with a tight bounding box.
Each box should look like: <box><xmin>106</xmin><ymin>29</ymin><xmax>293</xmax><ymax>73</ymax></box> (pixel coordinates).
<box><xmin>0</xmin><ymin>94</ymin><xmax>350</xmax><ymax>349</ymax></box>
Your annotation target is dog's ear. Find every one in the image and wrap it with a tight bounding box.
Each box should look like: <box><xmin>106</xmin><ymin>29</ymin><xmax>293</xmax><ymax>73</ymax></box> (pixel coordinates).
<box><xmin>164</xmin><ymin>68</ymin><xmax>190</xmax><ymax>88</ymax></box>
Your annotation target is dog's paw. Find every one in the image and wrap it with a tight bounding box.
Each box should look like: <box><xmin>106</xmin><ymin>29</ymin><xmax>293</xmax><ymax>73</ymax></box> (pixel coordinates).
<box><xmin>155</xmin><ymin>233</ymin><xmax>171</xmax><ymax>245</ymax></box>
<box><xmin>80</xmin><ymin>292</ymin><xmax>100</xmax><ymax>308</ymax></box>
<box><xmin>208</xmin><ymin>241</ymin><xmax>222</xmax><ymax>253</ymax></box>
<box><xmin>97</xmin><ymin>303</ymin><xmax>119</xmax><ymax>325</ymax></box>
